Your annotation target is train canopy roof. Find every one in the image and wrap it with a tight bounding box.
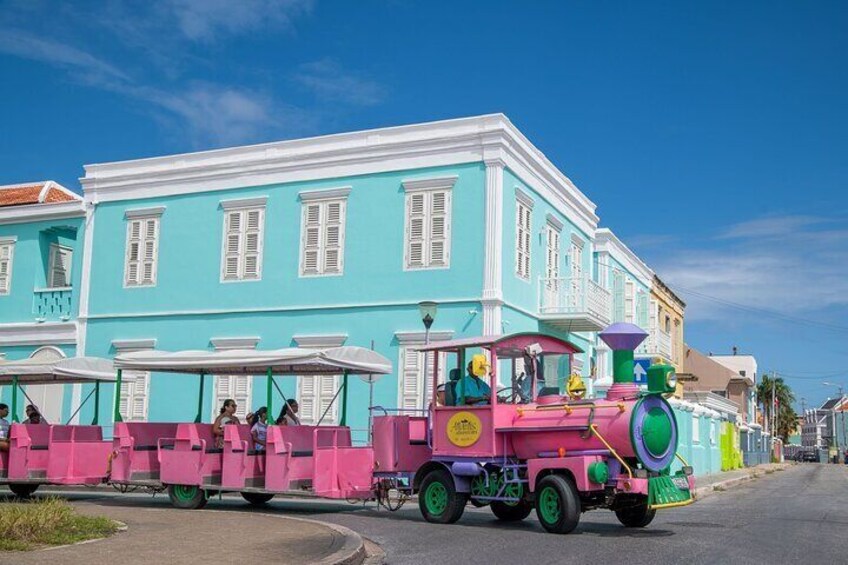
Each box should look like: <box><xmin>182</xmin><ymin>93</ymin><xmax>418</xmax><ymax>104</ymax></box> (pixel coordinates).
<box><xmin>0</xmin><ymin>357</ymin><xmax>118</xmax><ymax>384</ymax></box>
<box><xmin>416</xmin><ymin>332</ymin><xmax>583</xmax><ymax>356</ymax></box>
<box><xmin>114</xmin><ymin>346</ymin><xmax>392</xmax><ymax>376</ymax></box>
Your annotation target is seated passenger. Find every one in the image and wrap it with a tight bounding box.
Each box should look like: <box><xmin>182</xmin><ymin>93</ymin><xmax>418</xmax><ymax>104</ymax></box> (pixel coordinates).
<box><xmin>0</xmin><ymin>403</ymin><xmax>9</xmax><ymax>452</ymax></box>
<box><xmin>213</xmin><ymin>399</ymin><xmax>241</xmax><ymax>449</ymax></box>
<box><xmin>456</xmin><ymin>360</ymin><xmax>492</xmax><ymax>406</ymax></box>
<box><xmin>251</xmin><ymin>407</ymin><xmax>268</xmax><ymax>452</ymax></box>
<box><xmin>275</xmin><ymin>399</ymin><xmax>300</xmax><ymax>426</ymax></box>
<box><xmin>25</xmin><ymin>405</ymin><xmax>46</xmax><ymax>425</ymax></box>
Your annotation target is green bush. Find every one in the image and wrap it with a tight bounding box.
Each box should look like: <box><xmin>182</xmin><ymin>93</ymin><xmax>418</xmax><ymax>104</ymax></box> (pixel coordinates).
<box><xmin>0</xmin><ymin>496</ymin><xmax>117</xmax><ymax>551</ymax></box>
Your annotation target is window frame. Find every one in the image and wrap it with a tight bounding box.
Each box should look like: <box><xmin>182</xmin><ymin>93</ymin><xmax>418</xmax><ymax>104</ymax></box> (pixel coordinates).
<box><xmin>219</xmin><ymin>200</ymin><xmax>266</xmax><ymax>283</ymax></box>
<box><xmin>515</xmin><ymin>198</ymin><xmax>532</xmax><ymax>281</ymax></box>
<box><xmin>123</xmin><ymin>212</ymin><xmax>161</xmax><ymax>288</ymax></box>
<box><xmin>299</xmin><ymin>193</ymin><xmax>348</xmax><ymax>277</ymax></box>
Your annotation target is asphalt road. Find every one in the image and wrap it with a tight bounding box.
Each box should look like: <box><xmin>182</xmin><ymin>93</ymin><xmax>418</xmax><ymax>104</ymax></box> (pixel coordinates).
<box><xmin>27</xmin><ymin>464</ymin><xmax>848</xmax><ymax>564</ymax></box>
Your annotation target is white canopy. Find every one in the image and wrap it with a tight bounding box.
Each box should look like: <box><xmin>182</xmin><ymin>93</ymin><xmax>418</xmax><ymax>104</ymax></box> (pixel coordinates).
<box><xmin>0</xmin><ymin>357</ymin><xmax>118</xmax><ymax>385</ymax></box>
<box><xmin>114</xmin><ymin>346</ymin><xmax>392</xmax><ymax>376</ymax></box>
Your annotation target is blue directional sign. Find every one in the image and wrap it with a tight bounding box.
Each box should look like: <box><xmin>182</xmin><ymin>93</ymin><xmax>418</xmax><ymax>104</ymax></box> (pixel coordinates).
<box><xmin>633</xmin><ymin>358</ymin><xmax>651</xmax><ymax>385</ymax></box>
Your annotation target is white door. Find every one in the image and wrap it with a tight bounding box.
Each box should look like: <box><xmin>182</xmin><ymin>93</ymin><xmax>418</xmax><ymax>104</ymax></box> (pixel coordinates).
<box><xmin>27</xmin><ymin>347</ymin><xmax>65</xmax><ymax>424</ymax></box>
<box><xmin>212</xmin><ymin>375</ymin><xmax>251</xmax><ymax>421</ymax></box>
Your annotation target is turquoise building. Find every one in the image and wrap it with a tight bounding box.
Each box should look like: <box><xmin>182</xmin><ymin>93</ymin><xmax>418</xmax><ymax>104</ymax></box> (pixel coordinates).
<box><xmin>1</xmin><ymin>115</ymin><xmax>668</xmax><ymax>442</ymax></box>
<box><xmin>0</xmin><ymin>181</ymin><xmax>87</xmax><ymax>423</ymax></box>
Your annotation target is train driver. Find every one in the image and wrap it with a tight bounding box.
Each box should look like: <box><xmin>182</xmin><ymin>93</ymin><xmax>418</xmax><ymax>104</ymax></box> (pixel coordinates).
<box><xmin>457</xmin><ymin>356</ymin><xmax>492</xmax><ymax>405</ymax></box>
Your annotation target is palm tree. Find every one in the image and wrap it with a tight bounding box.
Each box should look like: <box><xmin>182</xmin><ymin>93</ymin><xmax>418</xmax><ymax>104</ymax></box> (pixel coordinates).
<box><xmin>756</xmin><ymin>374</ymin><xmax>796</xmax><ymax>441</ymax></box>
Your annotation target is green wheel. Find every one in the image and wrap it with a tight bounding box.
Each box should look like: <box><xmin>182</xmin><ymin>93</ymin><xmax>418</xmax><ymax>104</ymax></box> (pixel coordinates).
<box><xmin>241</xmin><ymin>492</ymin><xmax>275</xmax><ymax>506</ymax></box>
<box><xmin>9</xmin><ymin>484</ymin><xmax>39</xmax><ymax>499</ymax></box>
<box><xmin>535</xmin><ymin>475</ymin><xmax>580</xmax><ymax>534</ymax></box>
<box><xmin>167</xmin><ymin>484</ymin><xmax>208</xmax><ymax>510</ymax></box>
<box><xmin>615</xmin><ymin>497</ymin><xmax>656</xmax><ymax>528</ymax></box>
<box><xmin>418</xmin><ymin>469</ymin><xmax>467</xmax><ymax>524</ymax></box>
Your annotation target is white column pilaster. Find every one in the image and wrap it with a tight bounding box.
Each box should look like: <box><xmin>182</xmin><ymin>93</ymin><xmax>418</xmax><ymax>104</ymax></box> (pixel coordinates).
<box><xmin>482</xmin><ymin>158</ymin><xmax>505</xmax><ymax>336</ymax></box>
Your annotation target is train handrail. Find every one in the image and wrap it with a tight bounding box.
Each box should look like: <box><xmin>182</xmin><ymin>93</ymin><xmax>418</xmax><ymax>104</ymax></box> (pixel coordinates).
<box><xmin>589</xmin><ymin>424</ymin><xmax>632</xmax><ymax>479</ymax></box>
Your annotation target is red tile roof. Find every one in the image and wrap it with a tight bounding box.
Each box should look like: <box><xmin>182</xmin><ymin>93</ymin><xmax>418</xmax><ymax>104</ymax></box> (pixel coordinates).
<box><xmin>0</xmin><ymin>182</ymin><xmax>80</xmax><ymax>208</ymax></box>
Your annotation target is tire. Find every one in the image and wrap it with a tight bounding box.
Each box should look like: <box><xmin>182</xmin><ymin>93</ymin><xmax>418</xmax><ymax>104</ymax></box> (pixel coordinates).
<box><xmin>535</xmin><ymin>475</ymin><xmax>580</xmax><ymax>534</ymax></box>
<box><xmin>167</xmin><ymin>484</ymin><xmax>208</xmax><ymax>510</ymax></box>
<box><xmin>491</xmin><ymin>499</ymin><xmax>533</xmax><ymax>522</ymax></box>
<box><xmin>241</xmin><ymin>492</ymin><xmax>275</xmax><ymax>506</ymax></box>
<box><xmin>418</xmin><ymin>469</ymin><xmax>468</xmax><ymax>524</ymax></box>
<box><xmin>615</xmin><ymin>498</ymin><xmax>656</xmax><ymax>528</ymax></box>
<box><xmin>9</xmin><ymin>484</ymin><xmax>39</xmax><ymax>498</ymax></box>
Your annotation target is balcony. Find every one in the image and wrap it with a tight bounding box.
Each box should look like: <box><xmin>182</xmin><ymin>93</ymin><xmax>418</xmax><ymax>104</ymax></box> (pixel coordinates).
<box><xmin>33</xmin><ymin>288</ymin><xmax>73</xmax><ymax>322</ymax></box>
<box><xmin>538</xmin><ymin>277</ymin><xmax>611</xmax><ymax>332</ymax></box>
<box><xmin>639</xmin><ymin>328</ymin><xmax>673</xmax><ymax>360</ymax></box>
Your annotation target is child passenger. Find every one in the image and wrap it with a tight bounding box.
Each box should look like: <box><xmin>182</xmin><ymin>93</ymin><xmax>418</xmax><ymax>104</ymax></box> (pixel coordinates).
<box><xmin>251</xmin><ymin>407</ymin><xmax>268</xmax><ymax>452</ymax></box>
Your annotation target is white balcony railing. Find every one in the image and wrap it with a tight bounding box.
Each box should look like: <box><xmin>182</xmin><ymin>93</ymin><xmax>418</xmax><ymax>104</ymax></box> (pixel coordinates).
<box><xmin>639</xmin><ymin>328</ymin><xmax>673</xmax><ymax>359</ymax></box>
<box><xmin>539</xmin><ymin>277</ymin><xmax>611</xmax><ymax>331</ymax></box>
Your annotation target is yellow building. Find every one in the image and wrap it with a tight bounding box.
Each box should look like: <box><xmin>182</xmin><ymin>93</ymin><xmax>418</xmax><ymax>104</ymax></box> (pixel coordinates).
<box><xmin>642</xmin><ymin>275</ymin><xmax>686</xmax><ymax>370</ymax></box>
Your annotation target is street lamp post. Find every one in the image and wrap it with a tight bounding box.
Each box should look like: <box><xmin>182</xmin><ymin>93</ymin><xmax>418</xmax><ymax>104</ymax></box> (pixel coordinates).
<box><xmin>418</xmin><ymin>301</ymin><xmax>438</xmax><ymax>413</ymax></box>
<box><xmin>823</xmin><ymin>382</ymin><xmax>845</xmax><ymax>461</ymax></box>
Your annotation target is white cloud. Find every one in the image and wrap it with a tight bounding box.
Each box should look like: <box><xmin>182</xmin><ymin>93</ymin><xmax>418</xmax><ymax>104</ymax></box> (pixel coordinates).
<box><xmin>652</xmin><ymin>215</ymin><xmax>848</xmax><ymax>321</ymax></box>
<box><xmin>164</xmin><ymin>0</ymin><xmax>314</xmax><ymax>41</ymax></box>
<box><xmin>293</xmin><ymin>59</ymin><xmax>386</xmax><ymax>106</ymax></box>
<box><xmin>0</xmin><ymin>29</ymin><xmax>130</xmax><ymax>82</ymax></box>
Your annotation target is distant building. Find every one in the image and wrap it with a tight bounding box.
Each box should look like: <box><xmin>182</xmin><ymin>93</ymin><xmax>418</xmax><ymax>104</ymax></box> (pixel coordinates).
<box><xmin>709</xmin><ymin>352</ymin><xmax>757</xmax><ymax>425</ymax></box>
<box><xmin>803</xmin><ymin>396</ymin><xmax>848</xmax><ymax>450</ymax></box>
<box><xmin>679</xmin><ymin>345</ymin><xmax>754</xmax><ymax>424</ymax></box>
<box><xmin>646</xmin><ymin>274</ymin><xmax>685</xmax><ymax>369</ymax></box>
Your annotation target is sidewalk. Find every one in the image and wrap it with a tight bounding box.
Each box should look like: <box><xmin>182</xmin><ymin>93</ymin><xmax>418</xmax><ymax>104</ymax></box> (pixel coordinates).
<box><xmin>693</xmin><ymin>462</ymin><xmax>794</xmax><ymax>500</ymax></box>
<box><xmin>5</xmin><ymin>499</ymin><xmax>368</xmax><ymax>565</ymax></box>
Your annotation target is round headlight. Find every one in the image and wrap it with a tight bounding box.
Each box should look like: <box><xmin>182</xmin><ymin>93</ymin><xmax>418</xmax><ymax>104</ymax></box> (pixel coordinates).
<box><xmin>666</xmin><ymin>371</ymin><xmax>677</xmax><ymax>390</ymax></box>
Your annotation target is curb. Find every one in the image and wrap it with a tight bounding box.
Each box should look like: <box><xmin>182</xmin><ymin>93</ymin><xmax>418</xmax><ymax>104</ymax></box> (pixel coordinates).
<box><xmin>200</xmin><ymin>509</ymin><xmax>367</xmax><ymax>565</ymax></box>
<box><xmin>693</xmin><ymin>463</ymin><xmax>792</xmax><ymax>500</ymax></box>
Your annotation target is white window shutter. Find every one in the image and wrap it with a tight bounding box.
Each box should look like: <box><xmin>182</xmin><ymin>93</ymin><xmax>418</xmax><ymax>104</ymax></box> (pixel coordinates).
<box><xmin>0</xmin><ymin>243</ymin><xmax>14</xmax><ymax>295</ymax></box>
<box><xmin>300</xmin><ymin>199</ymin><xmax>346</xmax><ymax>276</ymax></box>
<box><xmin>515</xmin><ymin>202</ymin><xmax>531</xmax><ymax>279</ymax></box>
<box><xmin>299</xmin><ymin>376</ymin><xmax>317</xmax><ymax>423</ymax></box>
<box><xmin>125</xmin><ymin>217</ymin><xmax>159</xmax><ymax>287</ymax></box>
<box><xmin>400</xmin><ymin>347</ymin><xmax>421</xmax><ymax>412</ymax></box>
<box><xmin>406</xmin><ymin>193</ymin><xmax>426</xmax><ymax>268</ymax></box>
<box><xmin>221</xmin><ymin>207</ymin><xmax>265</xmax><ymax>281</ymax></box>
<box><xmin>120</xmin><ymin>370</ymin><xmax>149</xmax><ymax>422</ymax></box>
<box><xmin>48</xmin><ymin>245</ymin><xmax>72</xmax><ymax>288</ymax></box>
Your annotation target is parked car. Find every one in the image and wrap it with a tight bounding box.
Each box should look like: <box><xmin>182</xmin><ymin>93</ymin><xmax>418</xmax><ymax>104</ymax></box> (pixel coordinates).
<box><xmin>799</xmin><ymin>451</ymin><xmax>818</xmax><ymax>462</ymax></box>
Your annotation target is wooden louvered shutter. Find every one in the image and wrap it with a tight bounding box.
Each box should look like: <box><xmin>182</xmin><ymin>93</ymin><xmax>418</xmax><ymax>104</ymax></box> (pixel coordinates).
<box><xmin>243</xmin><ymin>209</ymin><xmax>263</xmax><ymax>279</ymax></box>
<box><xmin>429</xmin><ymin>191</ymin><xmax>450</xmax><ymax>266</ymax></box>
<box><xmin>125</xmin><ymin>220</ymin><xmax>142</xmax><ymax>285</ymax></box>
<box><xmin>302</xmin><ymin>204</ymin><xmax>321</xmax><ymax>275</ymax></box>
<box><xmin>48</xmin><ymin>245</ymin><xmax>72</xmax><ymax>288</ymax></box>
<box><xmin>223</xmin><ymin>211</ymin><xmax>242</xmax><ymax>280</ymax></box>
<box><xmin>299</xmin><ymin>376</ymin><xmax>317</xmax><ymax>424</ymax></box>
<box><xmin>141</xmin><ymin>219</ymin><xmax>157</xmax><ymax>284</ymax></box>
<box><xmin>406</xmin><ymin>193</ymin><xmax>426</xmax><ymax>268</ymax></box>
<box><xmin>323</xmin><ymin>201</ymin><xmax>344</xmax><ymax>274</ymax></box>
<box><xmin>0</xmin><ymin>243</ymin><xmax>13</xmax><ymax>294</ymax></box>
<box><xmin>400</xmin><ymin>347</ymin><xmax>421</xmax><ymax>412</ymax></box>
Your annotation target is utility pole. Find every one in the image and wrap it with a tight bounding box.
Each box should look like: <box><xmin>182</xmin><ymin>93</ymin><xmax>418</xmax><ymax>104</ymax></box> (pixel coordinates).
<box><xmin>771</xmin><ymin>371</ymin><xmax>776</xmax><ymax>447</ymax></box>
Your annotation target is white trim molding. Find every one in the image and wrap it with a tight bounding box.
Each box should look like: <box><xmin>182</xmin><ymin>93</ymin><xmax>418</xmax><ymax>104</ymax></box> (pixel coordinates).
<box><xmin>111</xmin><ymin>338</ymin><xmax>157</xmax><ymax>351</ymax></box>
<box><xmin>292</xmin><ymin>334</ymin><xmax>348</xmax><ymax>348</ymax></box>
<box><xmin>0</xmin><ymin>322</ymin><xmax>77</xmax><ymax>346</ymax></box>
<box><xmin>210</xmin><ymin>336</ymin><xmax>260</xmax><ymax>350</ymax></box>
<box><xmin>515</xmin><ymin>186</ymin><xmax>535</xmax><ymax>209</ymax></box>
<box><xmin>124</xmin><ymin>206</ymin><xmax>165</xmax><ymax>219</ymax></box>
<box><xmin>482</xmin><ymin>298</ymin><xmax>504</xmax><ymax>337</ymax></box>
<box><xmin>595</xmin><ymin>228</ymin><xmax>653</xmax><ymax>286</ymax></box>
<box><xmin>0</xmin><ymin>201</ymin><xmax>85</xmax><ymax>225</ymax></box>
<box><xmin>546</xmin><ymin>213</ymin><xmax>563</xmax><ymax>232</ymax></box>
<box><xmin>0</xmin><ymin>236</ymin><xmax>18</xmax><ymax>244</ymax></box>
<box><xmin>298</xmin><ymin>186</ymin><xmax>352</xmax><ymax>202</ymax></box>
<box><xmin>219</xmin><ymin>196</ymin><xmax>268</xmax><ymax>210</ymax></box>
<box><xmin>394</xmin><ymin>330</ymin><xmax>454</xmax><ymax>344</ymax></box>
<box><xmin>570</xmin><ymin>233</ymin><xmax>585</xmax><ymax>248</ymax></box>
<box><xmin>81</xmin><ymin>114</ymin><xmax>599</xmax><ymax>236</ymax></box>
<box><xmin>402</xmin><ymin>175</ymin><xmax>458</xmax><ymax>193</ymax></box>
<box><xmin>482</xmin><ymin>159</ymin><xmax>504</xmax><ymax>336</ymax></box>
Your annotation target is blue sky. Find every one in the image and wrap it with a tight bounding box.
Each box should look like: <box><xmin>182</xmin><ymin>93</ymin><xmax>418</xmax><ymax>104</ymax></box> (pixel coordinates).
<box><xmin>2</xmin><ymin>1</ymin><xmax>847</xmax><ymax>409</ymax></box>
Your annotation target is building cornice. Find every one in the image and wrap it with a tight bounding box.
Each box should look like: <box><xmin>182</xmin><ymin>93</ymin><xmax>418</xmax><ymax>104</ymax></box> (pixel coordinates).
<box><xmin>111</xmin><ymin>338</ymin><xmax>156</xmax><ymax>351</ymax></box>
<box><xmin>292</xmin><ymin>334</ymin><xmax>348</xmax><ymax>348</ymax></box>
<box><xmin>394</xmin><ymin>330</ymin><xmax>454</xmax><ymax>344</ymax></box>
<box><xmin>594</xmin><ymin>228</ymin><xmax>653</xmax><ymax>285</ymax></box>
<box><xmin>81</xmin><ymin>114</ymin><xmax>599</xmax><ymax>235</ymax></box>
<box><xmin>219</xmin><ymin>197</ymin><xmax>268</xmax><ymax>210</ymax></box>
<box><xmin>298</xmin><ymin>187</ymin><xmax>351</xmax><ymax>201</ymax></box>
<box><xmin>210</xmin><ymin>337</ymin><xmax>260</xmax><ymax>350</ymax></box>
<box><xmin>0</xmin><ymin>322</ymin><xmax>77</xmax><ymax>346</ymax></box>
<box><xmin>402</xmin><ymin>175</ymin><xmax>458</xmax><ymax>193</ymax></box>
<box><xmin>0</xmin><ymin>201</ymin><xmax>85</xmax><ymax>225</ymax></box>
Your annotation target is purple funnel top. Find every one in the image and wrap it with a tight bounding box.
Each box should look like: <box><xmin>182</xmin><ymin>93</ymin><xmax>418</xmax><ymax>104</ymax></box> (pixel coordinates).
<box><xmin>599</xmin><ymin>322</ymin><xmax>648</xmax><ymax>351</ymax></box>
